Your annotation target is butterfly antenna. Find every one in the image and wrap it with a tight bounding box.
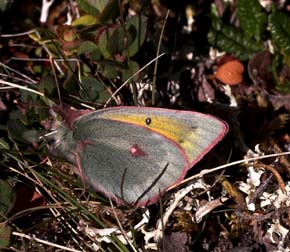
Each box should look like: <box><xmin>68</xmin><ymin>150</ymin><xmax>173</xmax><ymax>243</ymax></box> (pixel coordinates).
<box><xmin>119</xmin><ymin>167</ymin><xmax>130</xmax><ymax>206</ymax></box>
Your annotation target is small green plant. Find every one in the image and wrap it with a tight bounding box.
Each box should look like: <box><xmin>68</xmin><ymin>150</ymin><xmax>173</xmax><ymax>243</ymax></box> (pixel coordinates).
<box><xmin>29</xmin><ymin>0</ymin><xmax>148</xmax><ymax>105</ymax></box>
<box><xmin>208</xmin><ymin>0</ymin><xmax>290</xmax><ymax>93</ymax></box>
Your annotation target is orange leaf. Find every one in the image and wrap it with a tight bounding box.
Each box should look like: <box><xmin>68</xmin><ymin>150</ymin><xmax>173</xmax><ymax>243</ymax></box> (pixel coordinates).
<box><xmin>215</xmin><ymin>59</ymin><xmax>244</xmax><ymax>85</ymax></box>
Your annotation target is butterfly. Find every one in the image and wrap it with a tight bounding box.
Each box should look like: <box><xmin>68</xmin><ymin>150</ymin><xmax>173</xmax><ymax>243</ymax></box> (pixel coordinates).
<box><xmin>51</xmin><ymin>106</ymin><xmax>228</xmax><ymax>206</ymax></box>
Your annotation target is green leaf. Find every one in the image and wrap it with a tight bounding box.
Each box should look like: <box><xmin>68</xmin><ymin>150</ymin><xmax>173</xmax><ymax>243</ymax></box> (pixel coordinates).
<box><xmin>0</xmin><ymin>0</ymin><xmax>11</xmax><ymax>12</ymax></box>
<box><xmin>107</xmin><ymin>26</ymin><xmax>135</xmax><ymax>55</ymax></box>
<box><xmin>39</xmin><ymin>75</ymin><xmax>56</xmax><ymax>95</ymax></box>
<box><xmin>28</xmin><ymin>28</ymin><xmax>57</xmax><ymax>43</ymax></box>
<box><xmin>121</xmin><ymin>61</ymin><xmax>140</xmax><ymax>82</ymax></box>
<box><xmin>0</xmin><ymin>222</ymin><xmax>11</xmax><ymax>248</ymax></box>
<box><xmin>97</xmin><ymin>25</ymin><xmax>116</xmax><ymax>59</ymax></box>
<box><xmin>276</xmin><ymin>82</ymin><xmax>290</xmax><ymax>93</ymax></box>
<box><xmin>78</xmin><ymin>41</ymin><xmax>101</xmax><ymax>60</ymax></box>
<box><xmin>76</xmin><ymin>0</ymin><xmax>100</xmax><ymax>16</ymax></box>
<box><xmin>77</xmin><ymin>0</ymin><xmax>119</xmax><ymax>23</ymax></box>
<box><xmin>0</xmin><ymin>138</ymin><xmax>9</xmax><ymax>150</ymax></box>
<box><xmin>0</xmin><ymin>180</ymin><xmax>16</xmax><ymax>220</ymax></box>
<box><xmin>124</xmin><ymin>15</ymin><xmax>148</xmax><ymax>57</ymax></box>
<box><xmin>0</xmin><ymin>181</ymin><xmax>13</xmax><ymax>248</ymax></box>
<box><xmin>0</xmin><ymin>138</ymin><xmax>10</xmax><ymax>164</ymax></box>
<box><xmin>238</xmin><ymin>0</ymin><xmax>267</xmax><ymax>41</ymax></box>
<box><xmin>208</xmin><ymin>17</ymin><xmax>263</xmax><ymax>60</ymax></box>
<box><xmin>7</xmin><ymin>119</ymin><xmax>37</xmax><ymax>144</ymax></box>
<box><xmin>97</xmin><ymin>15</ymin><xmax>147</xmax><ymax>59</ymax></box>
<box><xmin>79</xmin><ymin>76</ymin><xmax>111</xmax><ymax>102</ymax></box>
<box><xmin>72</xmin><ymin>15</ymin><xmax>98</xmax><ymax>26</ymax></box>
<box><xmin>102</xmin><ymin>64</ymin><xmax>118</xmax><ymax>79</ymax></box>
<box><xmin>269</xmin><ymin>8</ymin><xmax>290</xmax><ymax>57</ymax></box>
<box><xmin>99</xmin><ymin>0</ymin><xmax>119</xmax><ymax>23</ymax></box>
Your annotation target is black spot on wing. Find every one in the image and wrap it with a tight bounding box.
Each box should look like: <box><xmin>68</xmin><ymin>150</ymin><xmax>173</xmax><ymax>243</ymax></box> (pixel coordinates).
<box><xmin>145</xmin><ymin>117</ymin><xmax>152</xmax><ymax>125</ymax></box>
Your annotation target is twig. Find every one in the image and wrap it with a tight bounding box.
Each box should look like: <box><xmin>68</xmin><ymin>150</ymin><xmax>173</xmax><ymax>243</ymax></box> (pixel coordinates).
<box><xmin>12</xmin><ymin>231</ymin><xmax>82</xmax><ymax>252</ymax></box>
<box><xmin>0</xmin><ymin>80</ymin><xmax>44</xmax><ymax>97</ymax></box>
<box><xmin>152</xmin><ymin>10</ymin><xmax>169</xmax><ymax>106</ymax></box>
<box><xmin>104</xmin><ymin>53</ymin><xmax>165</xmax><ymax>107</ymax></box>
<box><xmin>253</xmin><ymin>163</ymin><xmax>286</xmax><ymax>193</ymax></box>
<box><xmin>169</xmin><ymin>151</ymin><xmax>290</xmax><ymax>190</ymax></box>
<box><xmin>40</xmin><ymin>0</ymin><xmax>55</xmax><ymax>23</ymax></box>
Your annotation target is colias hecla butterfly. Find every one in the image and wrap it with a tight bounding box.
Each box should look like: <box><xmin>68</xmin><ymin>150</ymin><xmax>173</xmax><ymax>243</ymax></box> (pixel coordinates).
<box><xmin>52</xmin><ymin>106</ymin><xmax>228</xmax><ymax>206</ymax></box>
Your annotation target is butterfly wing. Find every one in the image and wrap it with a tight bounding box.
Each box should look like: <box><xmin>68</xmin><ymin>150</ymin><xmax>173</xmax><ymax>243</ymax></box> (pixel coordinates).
<box><xmin>60</xmin><ymin>117</ymin><xmax>189</xmax><ymax>205</ymax></box>
<box><xmin>54</xmin><ymin>107</ymin><xmax>227</xmax><ymax>205</ymax></box>
<box><xmin>79</xmin><ymin>107</ymin><xmax>228</xmax><ymax>167</ymax></box>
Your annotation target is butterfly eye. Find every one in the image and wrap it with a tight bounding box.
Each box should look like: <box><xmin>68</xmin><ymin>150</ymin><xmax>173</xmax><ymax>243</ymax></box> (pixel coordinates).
<box><xmin>145</xmin><ymin>117</ymin><xmax>152</xmax><ymax>125</ymax></box>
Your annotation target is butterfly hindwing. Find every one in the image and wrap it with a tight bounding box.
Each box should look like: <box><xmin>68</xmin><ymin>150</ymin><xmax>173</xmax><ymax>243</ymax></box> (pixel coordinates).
<box><xmin>71</xmin><ymin>118</ymin><xmax>189</xmax><ymax>205</ymax></box>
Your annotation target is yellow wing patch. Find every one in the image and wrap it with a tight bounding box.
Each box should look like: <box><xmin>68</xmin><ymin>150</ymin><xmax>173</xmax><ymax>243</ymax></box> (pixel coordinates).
<box><xmin>100</xmin><ymin>113</ymin><xmax>202</xmax><ymax>162</ymax></box>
